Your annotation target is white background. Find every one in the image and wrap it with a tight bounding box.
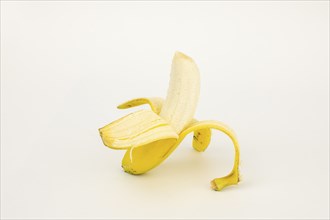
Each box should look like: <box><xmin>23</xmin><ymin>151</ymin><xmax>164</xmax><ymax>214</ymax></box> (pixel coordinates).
<box><xmin>1</xmin><ymin>1</ymin><xmax>329</xmax><ymax>219</ymax></box>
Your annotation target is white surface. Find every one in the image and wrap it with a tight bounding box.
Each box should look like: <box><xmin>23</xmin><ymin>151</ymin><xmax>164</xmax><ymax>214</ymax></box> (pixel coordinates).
<box><xmin>1</xmin><ymin>1</ymin><xmax>329</xmax><ymax>219</ymax></box>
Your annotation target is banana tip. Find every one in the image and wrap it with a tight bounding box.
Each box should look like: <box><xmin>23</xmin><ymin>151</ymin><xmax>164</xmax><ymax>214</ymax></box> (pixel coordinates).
<box><xmin>174</xmin><ymin>51</ymin><xmax>192</xmax><ymax>61</ymax></box>
<box><xmin>98</xmin><ymin>128</ymin><xmax>103</xmax><ymax>136</ymax></box>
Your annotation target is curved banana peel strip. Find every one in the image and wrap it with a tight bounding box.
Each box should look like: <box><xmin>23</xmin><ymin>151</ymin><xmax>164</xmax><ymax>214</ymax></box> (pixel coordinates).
<box><xmin>179</xmin><ymin>121</ymin><xmax>240</xmax><ymax>191</ymax></box>
<box><xmin>99</xmin><ymin>51</ymin><xmax>241</xmax><ymax>191</ymax></box>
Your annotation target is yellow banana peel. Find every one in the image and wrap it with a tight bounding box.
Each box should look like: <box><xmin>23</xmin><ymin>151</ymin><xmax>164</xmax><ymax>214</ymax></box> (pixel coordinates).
<box><xmin>99</xmin><ymin>52</ymin><xmax>240</xmax><ymax>191</ymax></box>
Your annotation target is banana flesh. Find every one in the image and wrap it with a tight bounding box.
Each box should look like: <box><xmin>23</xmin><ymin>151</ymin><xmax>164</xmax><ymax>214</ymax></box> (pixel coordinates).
<box><xmin>160</xmin><ymin>52</ymin><xmax>200</xmax><ymax>134</ymax></box>
<box><xmin>99</xmin><ymin>52</ymin><xmax>240</xmax><ymax>191</ymax></box>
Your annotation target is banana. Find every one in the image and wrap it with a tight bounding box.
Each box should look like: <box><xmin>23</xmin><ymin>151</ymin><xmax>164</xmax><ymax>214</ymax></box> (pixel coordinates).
<box><xmin>99</xmin><ymin>51</ymin><xmax>240</xmax><ymax>191</ymax></box>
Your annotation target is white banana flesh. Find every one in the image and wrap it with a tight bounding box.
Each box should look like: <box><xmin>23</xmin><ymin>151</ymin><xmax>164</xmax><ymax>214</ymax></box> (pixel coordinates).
<box><xmin>159</xmin><ymin>52</ymin><xmax>200</xmax><ymax>133</ymax></box>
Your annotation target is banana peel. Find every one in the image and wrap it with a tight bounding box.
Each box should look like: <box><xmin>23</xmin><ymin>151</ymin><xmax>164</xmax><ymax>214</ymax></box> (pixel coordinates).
<box><xmin>99</xmin><ymin>52</ymin><xmax>240</xmax><ymax>191</ymax></box>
